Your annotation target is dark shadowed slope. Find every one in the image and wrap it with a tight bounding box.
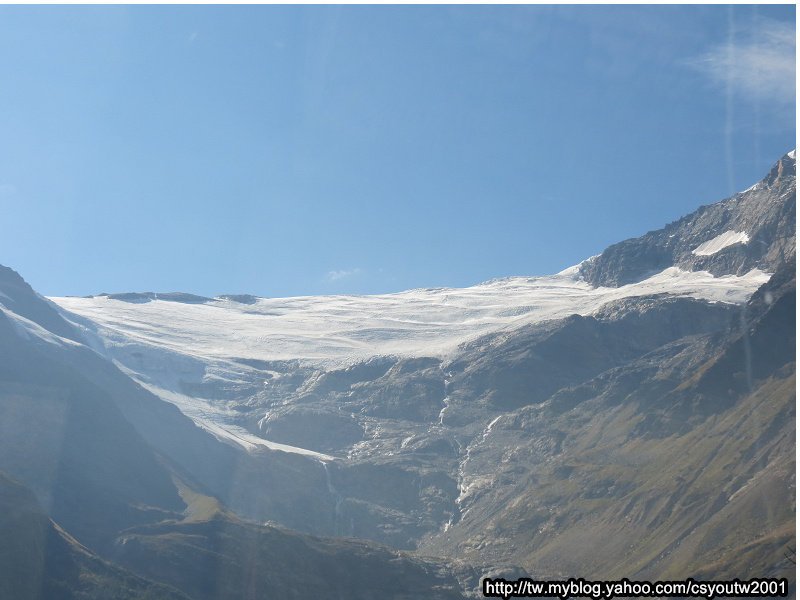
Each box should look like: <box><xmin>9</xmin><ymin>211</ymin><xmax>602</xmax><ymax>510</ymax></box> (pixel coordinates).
<box><xmin>0</xmin><ymin>472</ymin><xmax>189</xmax><ymax>600</ymax></box>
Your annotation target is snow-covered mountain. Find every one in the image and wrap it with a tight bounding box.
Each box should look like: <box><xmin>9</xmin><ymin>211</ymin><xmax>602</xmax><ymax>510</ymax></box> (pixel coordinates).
<box><xmin>0</xmin><ymin>151</ymin><xmax>793</xmax><ymax>597</ymax></box>
<box><xmin>582</xmin><ymin>151</ymin><xmax>795</xmax><ymax>286</ymax></box>
<box><xmin>51</xmin><ymin>266</ymin><xmax>770</xmax><ymax>458</ymax></box>
<box><xmin>50</xmin><ymin>154</ymin><xmax>794</xmax><ymax>457</ymax></box>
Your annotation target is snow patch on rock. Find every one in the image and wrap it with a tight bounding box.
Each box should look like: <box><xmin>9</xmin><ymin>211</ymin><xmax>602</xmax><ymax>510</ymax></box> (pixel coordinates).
<box><xmin>691</xmin><ymin>230</ymin><xmax>750</xmax><ymax>256</ymax></box>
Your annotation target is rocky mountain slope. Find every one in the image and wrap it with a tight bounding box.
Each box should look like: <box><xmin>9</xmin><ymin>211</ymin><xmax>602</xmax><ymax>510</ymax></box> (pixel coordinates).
<box><xmin>420</xmin><ymin>259</ymin><xmax>795</xmax><ymax>581</ymax></box>
<box><xmin>580</xmin><ymin>151</ymin><xmax>795</xmax><ymax>286</ymax></box>
<box><xmin>0</xmin><ymin>472</ymin><xmax>189</xmax><ymax>600</ymax></box>
<box><xmin>0</xmin><ymin>281</ymin><xmax>186</xmax><ymax>553</ymax></box>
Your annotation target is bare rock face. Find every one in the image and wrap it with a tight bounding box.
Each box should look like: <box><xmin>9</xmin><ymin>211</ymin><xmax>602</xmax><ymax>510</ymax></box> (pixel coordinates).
<box><xmin>420</xmin><ymin>262</ymin><xmax>795</xmax><ymax>583</ymax></box>
<box><xmin>580</xmin><ymin>152</ymin><xmax>795</xmax><ymax>287</ymax></box>
<box><xmin>444</xmin><ymin>296</ymin><xmax>738</xmax><ymax>413</ymax></box>
<box><xmin>259</xmin><ymin>406</ymin><xmax>366</xmax><ymax>454</ymax></box>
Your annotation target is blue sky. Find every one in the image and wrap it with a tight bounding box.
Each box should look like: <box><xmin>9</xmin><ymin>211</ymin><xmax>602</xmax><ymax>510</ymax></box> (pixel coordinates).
<box><xmin>0</xmin><ymin>5</ymin><xmax>795</xmax><ymax>297</ymax></box>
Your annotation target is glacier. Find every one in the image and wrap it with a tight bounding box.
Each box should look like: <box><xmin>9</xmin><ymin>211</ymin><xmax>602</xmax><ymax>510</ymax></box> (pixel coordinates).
<box><xmin>50</xmin><ymin>265</ymin><xmax>770</xmax><ymax>456</ymax></box>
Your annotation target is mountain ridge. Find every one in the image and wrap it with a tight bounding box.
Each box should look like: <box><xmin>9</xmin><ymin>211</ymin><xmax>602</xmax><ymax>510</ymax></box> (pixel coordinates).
<box><xmin>580</xmin><ymin>151</ymin><xmax>795</xmax><ymax>287</ymax></box>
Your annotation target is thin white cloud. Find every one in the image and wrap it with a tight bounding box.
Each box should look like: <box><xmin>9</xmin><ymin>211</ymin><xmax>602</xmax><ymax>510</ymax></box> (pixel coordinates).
<box><xmin>690</xmin><ymin>17</ymin><xmax>795</xmax><ymax>105</ymax></box>
<box><xmin>326</xmin><ymin>268</ymin><xmax>362</xmax><ymax>282</ymax></box>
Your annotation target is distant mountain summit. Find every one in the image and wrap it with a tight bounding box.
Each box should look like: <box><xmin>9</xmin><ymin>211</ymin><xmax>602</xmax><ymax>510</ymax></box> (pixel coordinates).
<box><xmin>580</xmin><ymin>151</ymin><xmax>796</xmax><ymax>286</ymax></box>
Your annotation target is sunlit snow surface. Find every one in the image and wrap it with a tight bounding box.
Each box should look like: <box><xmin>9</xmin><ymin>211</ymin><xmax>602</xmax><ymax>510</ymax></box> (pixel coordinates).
<box><xmin>692</xmin><ymin>230</ymin><xmax>750</xmax><ymax>256</ymax></box>
<box><xmin>53</xmin><ymin>267</ymin><xmax>768</xmax><ymax>365</ymax></box>
<box><xmin>51</xmin><ymin>266</ymin><xmax>770</xmax><ymax>455</ymax></box>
